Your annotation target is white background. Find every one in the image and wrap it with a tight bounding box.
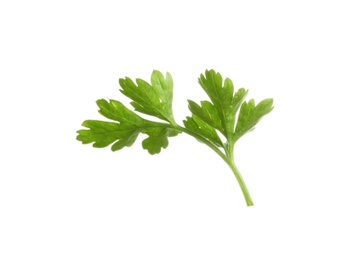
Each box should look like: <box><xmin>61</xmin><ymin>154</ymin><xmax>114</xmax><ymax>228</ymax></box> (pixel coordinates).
<box><xmin>1</xmin><ymin>0</ymin><xmax>354</xmax><ymax>259</ymax></box>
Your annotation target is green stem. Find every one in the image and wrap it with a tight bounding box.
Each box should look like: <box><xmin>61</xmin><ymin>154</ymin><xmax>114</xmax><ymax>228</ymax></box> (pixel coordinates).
<box><xmin>173</xmin><ymin>125</ymin><xmax>254</xmax><ymax>206</ymax></box>
<box><xmin>226</xmin><ymin>141</ymin><xmax>254</xmax><ymax>206</ymax></box>
<box><xmin>226</xmin><ymin>159</ymin><xmax>254</xmax><ymax>206</ymax></box>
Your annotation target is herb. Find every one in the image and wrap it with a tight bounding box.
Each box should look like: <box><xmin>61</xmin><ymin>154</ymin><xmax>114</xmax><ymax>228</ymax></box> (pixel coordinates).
<box><xmin>77</xmin><ymin>70</ymin><xmax>273</xmax><ymax>206</ymax></box>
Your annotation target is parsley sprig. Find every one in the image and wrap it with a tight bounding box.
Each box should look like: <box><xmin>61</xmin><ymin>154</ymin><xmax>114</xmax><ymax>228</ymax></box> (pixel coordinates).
<box><xmin>77</xmin><ymin>70</ymin><xmax>273</xmax><ymax>206</ymax></box>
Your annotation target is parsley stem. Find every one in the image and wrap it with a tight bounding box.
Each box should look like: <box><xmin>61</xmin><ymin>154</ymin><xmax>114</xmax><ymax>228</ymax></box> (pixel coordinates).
<box><xmin>226</xmin><ymin>142</ymin><xmax>254</xmax><ymax>206</ymax></box>
<box><xmin>227</xmin><ymin>159</ymin><xmax>254</xmax><ymax>206</ymax></box>
<box><xmin>173</xmin><ymin>125</ymin><xmax>254</xmax><ymax>206</ymax></box>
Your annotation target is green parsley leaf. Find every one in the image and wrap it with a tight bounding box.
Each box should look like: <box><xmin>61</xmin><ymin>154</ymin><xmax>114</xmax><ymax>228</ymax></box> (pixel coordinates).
<box><xmin>188</xmin><ymin>70</ymin><xmax>273</xmax><ymax>144</ymax></box>
<box><xmin>119</xmin><ymin>70</ymin><xmax>175</xmax><ymax>123</ymax></box>
<box><xmin>77</xmin><ymin>69</ymin><xmax>274</xmax><ymax>206</ymax></box>
<box><xmin>142</xmin><ymin>127</ymin><xmax>179</xmax><ymax>154</ymax></box>
<box><xmin>76</xmin><ymin>99</ymin><xmax>178</xmax><ymax>154</ymax></box>
<box><xmin>235</xmin><ymin>98</ymin><xmax>274</xmax><ymax>141</ymax></box>
<box><xmin>197</xmin><ymin>69</ymin><xmax>248</xmax><ymax>140</ymax></box>
<box><xmin>183</xmin><ymin>115</ymin><xmax>223</xmax><ymax>147</ymax></box>
<box><xmin>187</xmin><ymin>100</ymin><xmax>224</xmax><ymax>135</ymax></box>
